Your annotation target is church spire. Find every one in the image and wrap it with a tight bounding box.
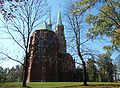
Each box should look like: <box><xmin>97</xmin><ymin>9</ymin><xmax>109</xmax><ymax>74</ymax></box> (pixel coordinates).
<box><xmin>48</xmin><ymin>10</ymin><xmax>52</xmax><ymax>30</ymax></box>
<box><xmin>57</xmin><ymin>6</ymin><xmax>62</xmax><ymax>26</ymax></box>
<box><xmin>48</xmin><ymin>11</ymin><xmax>51</xmax><ymax>25</ymax></box>
<box><xmin>55</xmin><ymin>6</ymin><xmax>66</xmax><ymax>52</ymax></box>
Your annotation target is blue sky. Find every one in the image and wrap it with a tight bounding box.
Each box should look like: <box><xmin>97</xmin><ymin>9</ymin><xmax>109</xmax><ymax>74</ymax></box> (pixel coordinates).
<box><xmin>47</xmin><ymin>0</ymin><xmax>67</xmax><ymax>27</ymax></box>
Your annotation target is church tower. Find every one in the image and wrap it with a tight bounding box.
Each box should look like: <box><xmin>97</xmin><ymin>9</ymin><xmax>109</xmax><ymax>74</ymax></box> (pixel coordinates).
<box><xmin>55</xmin><ymin>9</ymin><xmax>66</xmax><ymax>52</ymax></box>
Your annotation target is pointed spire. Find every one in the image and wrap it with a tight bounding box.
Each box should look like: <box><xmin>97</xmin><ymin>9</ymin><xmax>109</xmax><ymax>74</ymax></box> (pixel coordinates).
<box><xmin>48</xmin><ymin>9</ymin><xmax>51</xmax><ymax>25</ymax></box>
<box><xmin>57</xmin><ymin>5</ymin><xmax>62</xmax><ymax>26</ymax></box>
<box><xmin>48</xmin><ymin>9</ymin><xmax>52</xmax><ymax>30</ymax></box>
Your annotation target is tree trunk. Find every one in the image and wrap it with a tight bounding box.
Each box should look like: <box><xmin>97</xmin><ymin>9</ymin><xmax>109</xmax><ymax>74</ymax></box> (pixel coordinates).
<box><xmin>76</xmin><ymin>39</ymin><xmax>88</xmax><ymax>86</ymax></box>
<box><xmin>77</xmin><ymin>47</ymin><xmax>88</xmax><ymax>86</ymax></box>
<box><xmin>22</xmin><ymin>66</ymin><xmax>27</xmax><ymax>87</ymax></box>
<box><xmin>22</xmin><ymin>54</ymin><xmax>28</xmax><ymax>87</ymax></box>
<box><xmin>82</xmin><ymin>60</ymin><xmax>88</xmax><ymax>86</ymax></box>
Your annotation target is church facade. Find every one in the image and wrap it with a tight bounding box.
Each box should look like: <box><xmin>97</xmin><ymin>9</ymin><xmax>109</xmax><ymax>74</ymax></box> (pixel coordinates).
<box><xmin>26</xmin><ymin>10</ymin><xmax>75</xmax><ymax>82</ymax></box>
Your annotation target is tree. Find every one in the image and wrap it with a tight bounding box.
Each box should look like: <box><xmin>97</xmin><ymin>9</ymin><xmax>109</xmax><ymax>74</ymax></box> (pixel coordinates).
<box><xmin>65</xmin><ymin>0</ymin><xmax>90</xmax><ymax>86</ymax></box>
<box><xmin>77</xmin><ymin>0</ymin><xmax>120</xmax><ymax>80</ymax></box>
<box><xmin>113</xmin><ymin>64</ymin><xmax>117</xmax><ymax>82</ymax></box>
<box><xmin>85</xmin><ymin>0</ymin><xmax>120</xmax><ymax>51</ymax></box>
<box><xmin>0</xmin><ymin>66</ymin><xmax>8</xmax><ymax>82</ymax></box>
<box><xmin>84</xmin><ymin>0</ymin><xmax>120</xmax><ymax>79</ymax></box>
<box><xmin>97</xmin><ymin>53</ymin><xmax>114</xmax><ymax>82</ymax></box>
<box><xmin>0</xmin><ymin>65</ymin><xmax>22</xmax><ymax>82</ymax></box>
<box><xmin>0</xmin><ymin>0</ymin><xmax>48</xmax><ymax>87</ymax></box>
<box><xmin>86</xmin><ymin>59</ymin><xmax>98</xmax><ymax>82</ymax></box>
<box><xmin>65</xmin><ymin>0</ymin><xmax>101</xmax><ymax>85</ymax></box>
<box><xmin>15</xmin><ymin>65</ymin><xmax>22</xmax><ymax>82</ymax></box>
<box><xmin>6</xmin><ymin>65</ymin><xmax>22</xmax><ymax>82</ymax></box>
<box><xmin>0</xmin><ymin>67</ymin><xmax>10</xmax><ymax>82</ymax></box>
<box><xmin>7</xmin><ymin>67</ymin><xmax>18</xmax><ymax>82</ymax></box>
<box><xmin>65</xmin><ymin>0</ymin><xmax>120</xmax><ymax>84</ymax></box>
<box><xmin>73</xmin><ymin>0</ymin><xmax>120</xmax><ymax>52</ymax></box>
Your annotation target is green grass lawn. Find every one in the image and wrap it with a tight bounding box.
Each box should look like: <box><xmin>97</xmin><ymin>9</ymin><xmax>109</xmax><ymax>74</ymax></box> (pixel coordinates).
<box><xmin>0</xmin><ymin>82</ymin><xmax>120</xmax><ymax>88</ymax></box>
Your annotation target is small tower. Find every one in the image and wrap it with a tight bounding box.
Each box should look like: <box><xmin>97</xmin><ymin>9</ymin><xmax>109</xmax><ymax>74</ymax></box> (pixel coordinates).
<box><xmin>48</xmin><ymin>11</ymin><xmax>52</xmax><ymax>30</ymax></box>
<box><xmin>39</xmin><ymin>21</ymin><xmax>49</xmax><ymax>30</ymax></box>
<box><xmin>55</xmin><ymin>8</ymin><xmax>66</xmax><ymax>52</ymax></box>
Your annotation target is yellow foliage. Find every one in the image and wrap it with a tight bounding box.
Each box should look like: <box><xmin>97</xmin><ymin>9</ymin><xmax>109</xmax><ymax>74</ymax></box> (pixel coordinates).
<box><xmin>113</xmin><ymin>29</ymin><xmax>120</xmax><ymax>45</ymax></box>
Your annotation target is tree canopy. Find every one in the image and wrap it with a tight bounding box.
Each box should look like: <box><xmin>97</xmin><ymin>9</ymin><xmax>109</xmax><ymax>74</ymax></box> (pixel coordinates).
<box><xmin>85</xmin><ymin>0</ymin><xmax>120</xmax><ymax>50</ymax></box>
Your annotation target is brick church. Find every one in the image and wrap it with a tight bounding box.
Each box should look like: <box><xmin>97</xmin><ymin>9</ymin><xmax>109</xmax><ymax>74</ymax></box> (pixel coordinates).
<box><xmin>26</xmin><ymin>10</ymin><xmax>75</xmax><ymax>82</ymax></box>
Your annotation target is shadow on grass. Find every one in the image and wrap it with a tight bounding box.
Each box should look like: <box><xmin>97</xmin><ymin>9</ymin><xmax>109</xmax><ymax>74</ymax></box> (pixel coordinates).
<box><xmin>22</xmin><ymin>86</ymin><xmax>31</xmax><ymax>88</ymax></box>
<box><xmin>0</xmin><ymin>86</ymin><xmax>32</xmax><ymax>88</ymax></box>
<box><xmin>55</xmin><ymin>84</ymin><xmax>120</xmax><ymax>88</ymax></box>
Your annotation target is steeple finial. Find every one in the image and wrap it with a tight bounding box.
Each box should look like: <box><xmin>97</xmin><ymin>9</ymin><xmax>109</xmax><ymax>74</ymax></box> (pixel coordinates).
<box><xmin>57</xmin><ymin>5</ymin><xmax>62</xmax><ymax>26</ymax></box>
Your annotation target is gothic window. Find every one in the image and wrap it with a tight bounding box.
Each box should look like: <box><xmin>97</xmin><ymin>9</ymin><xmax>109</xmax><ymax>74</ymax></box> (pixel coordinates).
<box><xmin>38</xmin><ymin>37</ymin><xmax>44</xmax><ymax>57</ymax></box>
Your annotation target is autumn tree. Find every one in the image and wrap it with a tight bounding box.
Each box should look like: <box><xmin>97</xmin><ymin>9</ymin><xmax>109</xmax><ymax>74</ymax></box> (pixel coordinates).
<box><xmin>76</xmin><ymin>0</ymin><xmax>120</xmax><ymax>48</ymax></box>
<box><xmin>77</xmin><ymin>0</ymin><xmax>120</xmax><ymax>79</ymax></box>
<box><xmin>85</xmin><ymin>0</ymin><xmax>120</xmax><ymax>77</ymax></box>
<box><xmin>72</xmin><ymin>0</ymin><xmax>120</xmax><ymax>55</ymax></box>
<box><xmin>0</xmin><ymin>0</ymin><xmax>48</xmax><ymax>87</ymax></box>
<box><xmin>85</xmin><ymin>0</ymin><xmax>120</xmax><ymax>50</ymax></box>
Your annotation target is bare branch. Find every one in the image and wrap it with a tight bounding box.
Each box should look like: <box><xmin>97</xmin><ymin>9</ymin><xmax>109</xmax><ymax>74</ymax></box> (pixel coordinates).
<box><xmin>0</xmin><ymin>51</ymin><xmax>24</xmax><ymax>66</ymax></box>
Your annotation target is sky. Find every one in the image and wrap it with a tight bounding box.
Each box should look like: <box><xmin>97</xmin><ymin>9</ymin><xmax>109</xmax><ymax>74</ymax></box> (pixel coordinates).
<box><xmin>0</xmin><ymin>0</ymin><xmax>67</xmax><ymax>68</ymax></box>
<box><xmin>0</xmin><ymin>0</ymin><xmax>117</xmax><ymax>69</ymax></box>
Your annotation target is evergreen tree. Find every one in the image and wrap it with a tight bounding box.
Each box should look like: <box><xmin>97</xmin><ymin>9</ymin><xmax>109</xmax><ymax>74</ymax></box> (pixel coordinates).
<box><xmin>98</xmin><ymin>53</ymin><xmax>114</xmax><ymax>82</ymax></box>
<box><xmin>87</xmin><ymin>59</ymin><xmax>98</xmax><ymax>82</ymax></box>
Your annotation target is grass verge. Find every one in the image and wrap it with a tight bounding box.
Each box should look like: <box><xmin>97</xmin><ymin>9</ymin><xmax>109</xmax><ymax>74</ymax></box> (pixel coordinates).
<box><xmin>0</xmin><ymin>82</ymin><xmax>120</xmax><ymax>88</ymax></box>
